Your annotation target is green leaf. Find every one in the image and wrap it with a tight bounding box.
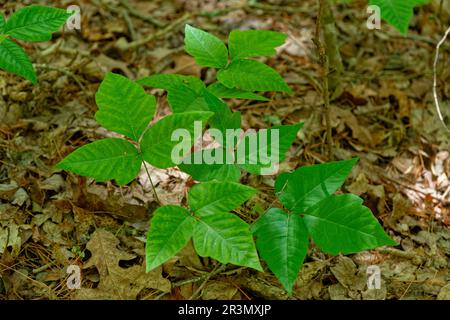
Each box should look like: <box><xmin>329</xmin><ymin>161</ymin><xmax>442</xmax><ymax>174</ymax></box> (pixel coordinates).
<box><xmin>166</xmin><ymin>85</ymin><xmax>209</xmax><ymax>113</ymax></box>
<box><xmin>4</xmin><ymin>5</ymin><xmax>71</xmax><ymax>41</ymax></box>
<box><xmin>303</xmin><ymin>194</ymin><xmax>397</xmax><ymax>255</ymax></box>
<box><xmin>238</xmin><ymin>123</ymin><xmax>303</xmax><ymax>175</ymax></box>
<box><xmin>184</xmin><ymin>24</ymin><xmax>228</xmax><ymax>68</ymax></box>
<box><xmin>138</xmin><ymin>74</ymin><xmax>210</xmax><ymax>113</ymax></box>
<box><xmin>182</xmin><ymin>163</ymin><xmax>241</xmax><ymax>182</ymax></box>
<box><xmin>0</xmin><ymin>39</ymin><xmax>36</xmax><ymax>83</ymax></box>
<box><xmin>179</xmin><ymin>148</ymin><xmax>241</xmax><ymax>182</ymax></box>
<box><xmin>202</xmin><ymin>89</ymin><xmax>242</xmax><ymax>133</ymax></box>
<box><xmin>146</xmin><ymin>205</ymin><xmax>196</xmax><ymax>271</ymax></box>
<box><xmin>217</xmin><ymin>59</ymin><xmax>291</xmax><ymax>93</ymax></box>
<box><xmin>95</xmin><ymin>72</ymin><xmax>156</xmax><ymax>141</ymax></box>
<box><xmin>56</xmin><ymin>138</ymin><xmax>141</xmax><ymax>185</ymax></box>
<box><xmin>275</xmin><ymin>158</ymin><xmax>359</xmax><ymax>213</ymax></box>
<box><xmin>252</xmin><ymin>208</ymin><xmax>309</xmax><ymax>295</ymax></box>
<box><xmin>193</xmin><ymin>211</ymin><xmax>262</xmax><ymax>271</ymax></box>
<box><xmin>188</xmin><ymin>181</ymin><xmax>256</xmax><ymax>217</ymax></box>
<box><xmin>228</xmin><ymin>29</ymin><xmax>287</xmax><ymax>61</ymax></box>
<box><xmin>181</xmin><ymin>122</ymin><xmax>302</xmax><ymax>180</ymax></box>
<box><xmin>0</xmin><ymin>13</ymin><xmax>5</xmax><ymax>32</ymax></box>
<box><xmin>140</xmin><ymin>111</ymin><xmax>213</xmax><ymax>168</ymax></box>
<box><xmin>207</xmin><ymin>82</ymin><xmax>269</xmax><ymax>101</ymax></box>
<box><xmin>369</xmin><ymin>0</ymin><xmax>428</xmax><ymax>34</ymax></box>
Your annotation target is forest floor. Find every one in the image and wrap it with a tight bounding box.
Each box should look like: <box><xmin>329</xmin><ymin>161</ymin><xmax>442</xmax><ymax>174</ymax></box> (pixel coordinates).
<box><xmin>0</xmin><ymin>0</ymin><xmax>449</xmax><ymax>300</ymax></box>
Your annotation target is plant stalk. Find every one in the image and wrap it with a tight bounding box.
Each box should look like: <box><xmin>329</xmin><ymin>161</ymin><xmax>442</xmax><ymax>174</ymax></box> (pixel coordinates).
<box><xmin>142</xmin><ymin>160</ymin><xmax>161</xmax><ymax>206</ymax></box>
<box><xmin>314</xmin><ymin>0</ymin><xmax>334</xmax><ymax>160</ymax></box>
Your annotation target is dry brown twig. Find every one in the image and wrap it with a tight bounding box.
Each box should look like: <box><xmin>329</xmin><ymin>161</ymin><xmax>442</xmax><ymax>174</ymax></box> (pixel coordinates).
<box><xmin>432</xmin><ymin>26</ymin><xmax>450</xmax><ymax>133</ymax></box>
<box><xmin>115</xmin><ymin>13</ymin><xmax>191</xmax><ymax>51</ymax></box>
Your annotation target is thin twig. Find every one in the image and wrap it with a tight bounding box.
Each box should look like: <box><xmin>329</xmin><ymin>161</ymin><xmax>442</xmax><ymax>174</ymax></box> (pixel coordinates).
<box><xmin>118</xmin><ymin>0</ymin><xmax>165</xmax><ymax>28</ymax></box>
<box><xmin>122</xmin><ymin>9</ymin><xmax>137</xmax><ymax>41</ymax></box>
<box><xmin>142</xmin><ymin>160</ymin><xmax>161</xmax><ymax>205</ymax></box>
<box><xmin>432</xmin><ymin>25</ymin><xmax>450</xmax><ymax>133</ymax></box>
<box><xmin>116</xmin><ymin>13</ymin><xmax>190</xmax><ymax>51</ymax></box>
<box><xmin>247</xmin><ymin>0</ymin><xmax>309</xmax><ymax>14</ymax></box>
<box><xmin>34</xmin><ymin>64</ymin><xmax>90</xmax><ymax>97</ymax></box>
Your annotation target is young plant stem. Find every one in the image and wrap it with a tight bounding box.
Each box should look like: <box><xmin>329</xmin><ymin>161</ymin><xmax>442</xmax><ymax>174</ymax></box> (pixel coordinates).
<box><xmin>142</xmin><ymin>160</ymin><xmax>161</xmax><ymax>205</ymax></box>
<box><xmin>188</xmin><ymin>264</ymin><xmax>228</xmax><ymax>300</ymax></box>
<box><xmin>314</xmin><ymin>0</ymin><xmax>333</xmax><ymax>160</ymax></box>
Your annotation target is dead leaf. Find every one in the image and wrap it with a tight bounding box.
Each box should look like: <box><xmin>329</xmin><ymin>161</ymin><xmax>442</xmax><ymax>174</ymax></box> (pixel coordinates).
<box><xmin>74</xmin><ymin>229</ymin><xmax>170</xmax><ymax>299</ymax></box>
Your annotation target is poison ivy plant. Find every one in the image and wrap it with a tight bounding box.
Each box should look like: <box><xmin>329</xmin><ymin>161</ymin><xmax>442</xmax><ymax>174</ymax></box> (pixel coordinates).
<box><xmin>0</xmin><ymin>5</ymin><xmax>72</xmax><ymax>84</ymax></box>
<box><xmin>252</xmin><ymin>158</ymin><xmax>397</xmax><ymax>294</ymax></box>
<box><xmin>146</xmin><ymin>181</ymin><xmax>262</xmax><ymax>271</ymax></box>
<box><xmin>368</xmin><ymin>0</ymin><xmax>429</xmax><ymax>34</ymax></box>
<box><xmin>56</xmin><ymin>72</ymin><xmax>213</xmax><ymax>184</ymax></box>
<box><xmin>55</xmin><ymin>24</ymin><xmax>397</xmax><ymax>296</ymax></box>
<box><xmin>185</xmin><ymin>24</ymin><xmax>291</xmax><ymax>93</ymax></box>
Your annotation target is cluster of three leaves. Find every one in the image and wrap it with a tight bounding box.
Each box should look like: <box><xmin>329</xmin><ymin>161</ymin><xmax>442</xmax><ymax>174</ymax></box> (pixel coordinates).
<box><xmin>0</xmin><ymin>6</ymin><xmax>71</xmax><ymax>84</ymax></box>
<box><xmin>252</xmin><ymin>158</ymin><xmax>397</xmax><ymax>294</ymax></box>
<box><xmin>184</xmin><ymin>24</ymin><xmax>292</xmax><ymax>94</ymax></box>
<box><xmin>146</xmin><ymin>181</ymin><xmax>263</xmax><ymax>272</ymax></box>
<box><xmin>56</xmin><ymin>72</ymin><xmax>213</xmax><ymax>183</ymax></box>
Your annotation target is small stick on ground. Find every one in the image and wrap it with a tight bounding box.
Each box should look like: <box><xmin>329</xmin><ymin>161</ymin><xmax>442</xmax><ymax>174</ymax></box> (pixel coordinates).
<box><xmin>118</xmin><ymin>0</ymin><xmax>165</xmax><ymax>28</ymax></box>
<box><xmin>116</xmin><ymin>13</ymin><xmax>190</xmax><ymax>51</ymax></box>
